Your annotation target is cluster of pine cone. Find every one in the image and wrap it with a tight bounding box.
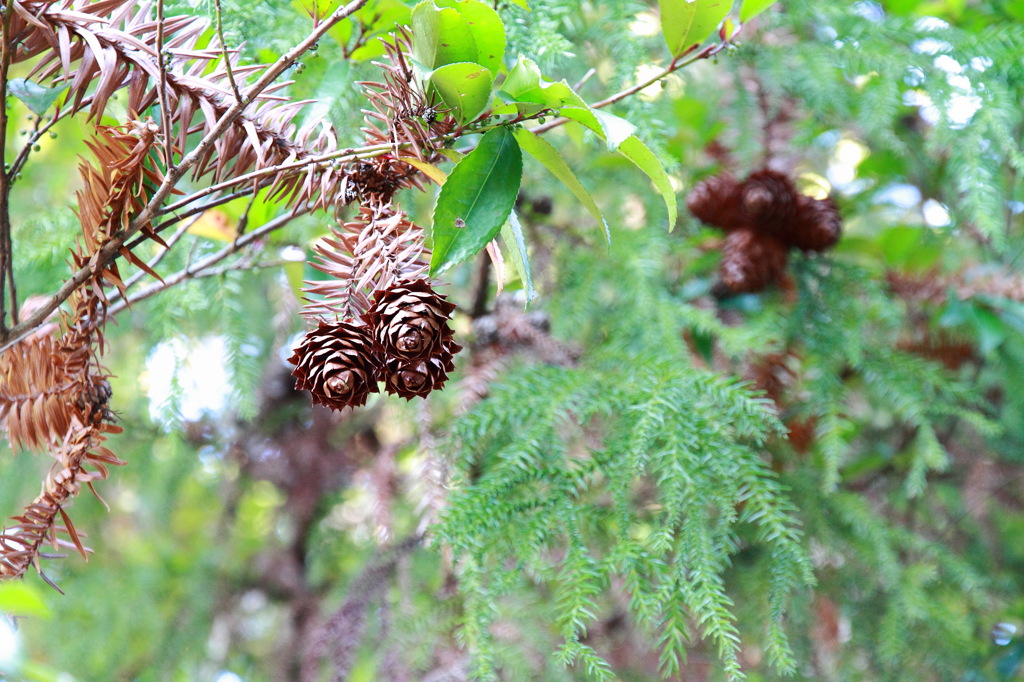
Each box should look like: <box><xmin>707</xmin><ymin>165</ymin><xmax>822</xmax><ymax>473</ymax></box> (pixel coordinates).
<box><xmin>289</xmin><ymin>278</ymin><xmax>461</xmax><ymax>410</ymax></box>
<box><xmin>687</xmin><ymin>169</ymin><xmax>842</xmax><ymax>293</ymax></box>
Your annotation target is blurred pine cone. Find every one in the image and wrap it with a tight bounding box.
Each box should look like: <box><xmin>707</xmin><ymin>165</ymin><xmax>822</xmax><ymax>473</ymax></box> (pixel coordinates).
<box><xmin>789</xmin><ymin>194</ymin><xmax>842</xmax><ymax>252</ymax></box>
<box><xmin>720</xmin><ymin>229</ymin><xmax>788</xmax><ymax>293</ymax></box>
<box><xmin>382</xmin><ymin>343</ymin><xmax>458</xmax><ymax>400</ymax></box>
<box><xmin>363</xmin><ymin>278</ymin><xmax>457</xmax><ymax>362</ymax></box>
<box><xmin>289</xmin><ymin>321</ymin><xmax>379</xmax><ymax>410</ymax></box>
<box><xmin>739</xmin><ymin>169</ymin><xmax>800</xmax><ymax>238</ymax></box>
<box><xmin>686</xmin><ymin>173</ymin><xmax>746</xmax><ymax>231</ymax></box>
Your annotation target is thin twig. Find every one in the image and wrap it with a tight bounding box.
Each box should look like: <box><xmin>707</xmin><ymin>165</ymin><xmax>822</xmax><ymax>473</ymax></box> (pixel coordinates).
<box><xmin>156</xmin><ymin>0</ymin><xmax>175</xmax><ymax>168</ymax></box>
<box><xmin>572</xmin><ymin>67</ymin><xmax>597</xmax><ymax>92</ymax></box>
<box><xmin>213</xmin><ymin>0</ymin><xmax>243</xmax><ymax>103</ymax></box>
<box><xmin>532</xmin><ymin>39</ymin><xmax>731</xmax><ymax>136</ymax></box>
<box><xmin>0</xmin><ymin>0</ymin><xmax>370</xmax><ymax>349</ymax></box>
<box><xmin>108</xmin><ymin>208</ymin><xmax>308</xmax><ymax>315</ymax></box>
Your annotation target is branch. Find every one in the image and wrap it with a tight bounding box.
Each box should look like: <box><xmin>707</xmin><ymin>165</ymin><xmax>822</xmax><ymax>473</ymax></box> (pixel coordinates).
<box><xmin>0</xmin><ymin>3</ymin><xmax>16</xmax><ymax>330</ymax></box>
<box><xmin>0</xmin><ymin>0</ymin><xmax>369</xmax><ymax>350</ymax></box>
<box><xmin>155</xmin><ymin>0</ymin><xmax>175</xmax><ymax>168</ymax></box>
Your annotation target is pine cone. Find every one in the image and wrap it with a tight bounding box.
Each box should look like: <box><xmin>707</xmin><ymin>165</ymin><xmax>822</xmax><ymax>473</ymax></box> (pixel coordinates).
<box><xmin>686</xmin><ymin>173</ymin><xmax>746</xmax><ymax>231</ymax></box>
<box><xmin>363</xmin><ymin>278</ymin><xmax>457</xmax><ymax>361</ymax></box>
<box><xmin>289</xmin><ymin>321</ymin><xmax>379</xmax><ymax>410</ymax></box>
<box><xmin>788</xmin><ymin>195</ymin><xmax>842</xmax><ymax>252</ymax></box>
<box><xmin>739</xmin><ymin>169</ymin><xmax>800</xmax><ymax>238</ymax></box>
<box><xmin>382</xmin><ymin>342</ymin><xmax>459</xmax><ymax>400</ymax></box>
<box><xmin>720</xmin><ymin>229</ymin><xmax>788</xmax><ymax>293</ymax></box>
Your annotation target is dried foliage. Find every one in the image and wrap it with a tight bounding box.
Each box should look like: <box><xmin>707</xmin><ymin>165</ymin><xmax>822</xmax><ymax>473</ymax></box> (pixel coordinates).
<box><xmin>0</xmin><ymin>109</ymin><xmax>173</xmax><ymax>582</ymax></box>
<box><xmin>10</xmin><ymin>0</ymin><xmax>348</xmax><ymax>209</ymax></box>
<box><xmin>0</xmin><ymin>289</ymin><xmax>123</xmax><ymax>584</ymax></box>
<box><xmin>303</xmin><ymin>205</ymin><xmax>428</xmax><ymax>320</ymax></box>
<box><xmin>75</xmin><ymin>119</ymin><xmax>169</xmax><ymax>296</ymax></box>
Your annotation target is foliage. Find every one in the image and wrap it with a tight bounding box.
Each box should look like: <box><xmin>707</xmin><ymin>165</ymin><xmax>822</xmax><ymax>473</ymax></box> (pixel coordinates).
<box><xmin>0</xmin><ymin>0</ymin><xmax>1023</xmax><ymax>680</ymax></box>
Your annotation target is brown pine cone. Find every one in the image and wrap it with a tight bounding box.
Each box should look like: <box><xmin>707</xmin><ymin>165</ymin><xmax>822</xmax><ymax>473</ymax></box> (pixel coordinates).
<box><xmin>289</xmin><ymin>321</ymin><xmax>379</xmax><ymax>410</ymax></box>
<box><xmin>788</xmin><ymin>195</ymin><xmax>842</xmax><ymax>252</ymax></box>
<box><xmin>686</xmin><ymin>173</ymin><xmax>746</xmax><ymax>231</ymax></box>
<box><xmin>720</xmin><ymin>229</ymin><xmax>788</xmax><ymax>293</ymax></box>
<box><xmin>382</xmin><ymin>342</ymin><xmax>459</xmax><ymax>400</ymax></box>
<box><xmin>739</xmin><ymin>169</ymin><xmax>800</xmax><ymax>238</ymax></box>
<box><xmin>363</xmin><ymin>278</ymin><xmax>457</xmax><ymax>361</ymax></box>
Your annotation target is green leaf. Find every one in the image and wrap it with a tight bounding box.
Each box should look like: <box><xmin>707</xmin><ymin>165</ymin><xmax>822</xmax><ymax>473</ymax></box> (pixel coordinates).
<box><xmin>431</xmin><ymin>126</ymin><xmax>523</xmax><ymax>275</ymax></box>
<box><xmin>514</xmin><ymin>128</ymin><xmax>609</xmax><ymax>242</ymax></box>
<box><xmin>559</xmin><ymin>106</ymin><xmax>637</xmax><ymax>152</ymax></box>
<box><xmin>430</xmin><ymin>62</ymin><xmax>494</xmax><ymax>124</ymax></box>
<box><xmin>500</xmin><ymin>210</ymin><xmax>537</xmax><ymax>304</ymax></box>
<box><xmin>8</xmin><ymin>78</ymin><xmax>67</xmax><ymax>116</ymax></box>
<box><xmin>617</xmin><ymin>136</ymin><xmax>678</xmax><ymax>230</ymax></box>
<box><xmin>411</xmin><ymin>2</ymin><xmax>478</xmax><ymax>71</ymax></box>
<box><xmin>0</xmin><ymin>581</ymin><xmax>51</xmax><ymax>617</ymax></box>
<box><xmin>658</xmin><ymin>0</ymin><xmax>731</xmax><ymax>58</ymax></box>
<box><xmin>740</xmin><ymin>0</ymin><xmax>777</xmax><ymax>22</ymax></box>
<box><xmin>434</xmin><ymin>0</ymin><xmax>506</xmax><ymax>75</ymax></box>
<box><xmin>499</xmin><ymin>56</ymin><xmax>586</xmax><ymax>113</ymax></box>
<box><xmin>509</xmin><ymin>0</ymin><xmax>530</xmax><ymax>8</ymax></box>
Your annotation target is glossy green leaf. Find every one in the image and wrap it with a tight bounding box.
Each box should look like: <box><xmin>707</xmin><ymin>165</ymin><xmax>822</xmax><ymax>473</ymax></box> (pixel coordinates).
<box><xmin>500</xmin><ymin>210</ymin><xmax>537</xmax><ymax>304</ymax></box>
<box><xmin>740</xmin><ymin>0</ymin><xmax>777</xmax><ymax>22</ymax></box>
<box><xmin>430</xmin><ymin>62</ymin><xmax>494</xmax><ymax>124</ymax></box>
<box><xmin>514</xmin><ymin>128</ymin><xmax>609</xmax><ymax>242</ymax></box>
<box><xmin>559</xmin><ymin>106</ymin><xmax>637</xmax><ymax>152</ymax></box>
<box><xmin>8</xmin><ymin>78</ymin><xmax>66</xmax><ymax>116</ymax></box>
<box><xmin>658</xmin><ymin>0</ymin><xmax>731</xmax><ymax>58</ymax></box>
<box><xmin>434</xmin><ymin>0</ymin><xmax>506</xmax><ymax>75</ymax></box>
<box><xmin>431</xmin><ymin>126</ymin><xmax>523</xmax><ymax>275</ymax></box>
<box><xmin>499</xmin><ymin>56</ymin><xmax>586</xmax><ymax>112</ymax></box>
<box><xmin>509</xmin><ymin>0</ymin><xmax>530</xmax><ymax>8</ymax></box>
<box><xmin>411</xmin><ymin>2</ymin><xmax>478</xmax><ymax>71</ymax></box>
<box><xmin>618</xmin><ymin>136</ymin><xmax>678</xmax><ymax>230</ymax></box>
